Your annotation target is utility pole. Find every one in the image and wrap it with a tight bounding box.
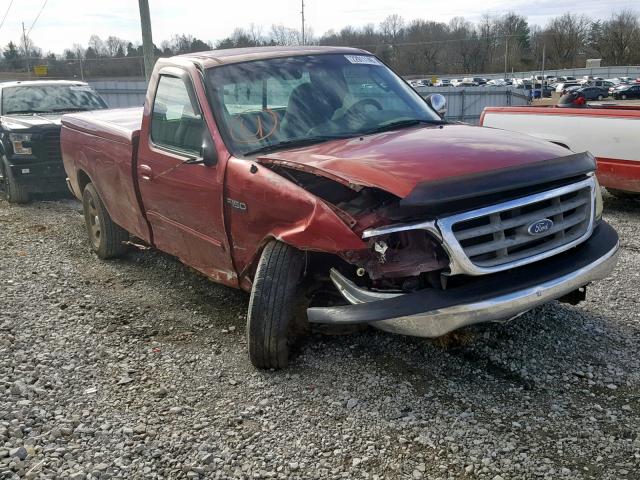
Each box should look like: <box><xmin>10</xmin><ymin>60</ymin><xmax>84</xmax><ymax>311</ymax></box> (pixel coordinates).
<box><xmin>541</xmin><ymin>43</ymin><xmax>546</xmax><ymax>84</ymax></box>
<box><xmin>77</xmin><ymin>46</ymin><xmax>84</xmax><ymax>81</ymax></box>
<box><xmin>22</xmin><ymin>22</ymin><xmax>30</xmax><ymax>77</ymax></box>
<box><xmin>504</xmin><ymin>37</ymin><xmax>508</xmax><ymax>80</ymax></box>
<box><xmin>301</xmin><ymin>0</ymin><xmax>305</xmax><ymax>45</ymax></box>
<box><xmin>138</xmin><ymin>0</ymin><xmax>154</xmax><ymax>83</ymax></box>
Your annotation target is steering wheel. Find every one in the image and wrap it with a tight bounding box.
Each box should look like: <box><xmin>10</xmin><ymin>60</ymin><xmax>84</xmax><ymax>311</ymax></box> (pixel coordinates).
<box><xmin>228</xmin><ymin>109</ymin><xmax>280</xmax><ymax>144</ymax></box>
<box><xmin>342</xmin><ymin>98</ymin><xmax>383</xmax><ymax>122</ymax></box>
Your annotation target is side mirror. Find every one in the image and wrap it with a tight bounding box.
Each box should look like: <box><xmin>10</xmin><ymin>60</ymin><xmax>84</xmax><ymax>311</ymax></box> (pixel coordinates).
<box><xmin>426</xmin><ymin>93</ymin><xmax>447</xmax><ymax>117</ymax></box>
<box><xmin>200</xmin><ymin>129</ymin><xmax>218</xmax><ymax>167</ymax></box>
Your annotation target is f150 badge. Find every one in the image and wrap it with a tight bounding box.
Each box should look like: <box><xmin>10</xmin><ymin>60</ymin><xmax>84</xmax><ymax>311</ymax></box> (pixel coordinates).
<box><xmin>226</xmin><ymin>198</ymin><xmax>247</xmax><ymax>211</ymax></box>
<box><xmin>527</xmin><ymin>218</ymin><xmax>553</xmax><ymax>235</ymax></box>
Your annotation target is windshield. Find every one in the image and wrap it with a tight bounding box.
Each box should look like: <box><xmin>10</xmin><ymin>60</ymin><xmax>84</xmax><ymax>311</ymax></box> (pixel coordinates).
<box><xmin>206</xmin><ymin>54</ymin><xmax>442</xmax><ymax>156</ymax></box>
<box><xmin>2</xmin><ymin>85</ymin><xmax>107</xmax><ymax>114</ymax></box>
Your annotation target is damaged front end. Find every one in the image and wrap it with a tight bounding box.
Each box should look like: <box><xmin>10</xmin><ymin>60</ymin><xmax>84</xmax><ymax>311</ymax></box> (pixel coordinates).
<box><xmin>259</xmin><ymin>159</ymin><xmax>451</xmax><ymax>292</ymax></box>
<box><xmin>258</xmin><ymin>151</ymin><xmax>618</xmax><ymax>339</ymax></box>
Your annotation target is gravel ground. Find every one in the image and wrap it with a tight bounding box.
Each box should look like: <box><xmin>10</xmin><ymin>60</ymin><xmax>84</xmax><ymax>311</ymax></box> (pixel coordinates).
<box><xmin>1</xmin><ymin>192</ymin><xmax>639</xmax><ymax>480</ymax></box>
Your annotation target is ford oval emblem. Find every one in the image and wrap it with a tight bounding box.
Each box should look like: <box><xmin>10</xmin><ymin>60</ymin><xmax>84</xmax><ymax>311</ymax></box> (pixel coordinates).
<box><xmin>527</xmin><ymin>218</ymin><xmax>554</xmax><ymax>236</ymax></box>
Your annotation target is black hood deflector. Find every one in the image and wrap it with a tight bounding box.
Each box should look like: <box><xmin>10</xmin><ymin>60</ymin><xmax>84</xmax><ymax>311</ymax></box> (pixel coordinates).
<box><xmin>400</xmin><ymin>151</ymin><xmax>596</xmax><ymax>213</ymax></box>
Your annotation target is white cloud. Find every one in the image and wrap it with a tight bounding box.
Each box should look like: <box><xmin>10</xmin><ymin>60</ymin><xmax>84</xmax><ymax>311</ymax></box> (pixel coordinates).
<box><xmin>0</xmin><ymin>0</ymin><xmax>632</xmax><ymax>54</ymax></box>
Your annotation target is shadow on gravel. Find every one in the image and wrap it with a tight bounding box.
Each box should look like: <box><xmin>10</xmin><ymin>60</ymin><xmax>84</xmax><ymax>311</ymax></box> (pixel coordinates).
<box><xmin>295</xmin><ymin>300</ymin><xmax>636</xmax><ymax>399</ymax></box>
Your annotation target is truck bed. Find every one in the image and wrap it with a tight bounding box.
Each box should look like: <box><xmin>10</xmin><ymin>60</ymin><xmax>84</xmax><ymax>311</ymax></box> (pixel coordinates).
<box><xmin>481</xmin><ymin>105</ymin><xmax>640</xmax><ymax>193</ymax></box>
<box><xmin>61</xmin><ymin>107</ymin><xmax>142</xmax><ymax>145</ymax></box>
<box><xmin>61</xmin><ymin>107</ymin><xmax>150</xmax><ymax>242</ymax></box>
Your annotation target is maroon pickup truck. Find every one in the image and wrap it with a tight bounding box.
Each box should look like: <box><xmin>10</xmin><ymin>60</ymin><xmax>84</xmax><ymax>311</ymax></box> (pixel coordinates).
<box><xmin>61</xmin><ymin>46</ymin><xmax>619</xmax><ymax>369</ymax></box>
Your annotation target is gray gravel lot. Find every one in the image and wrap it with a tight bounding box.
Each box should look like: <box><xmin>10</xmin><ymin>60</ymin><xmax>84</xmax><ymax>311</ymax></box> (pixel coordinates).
<box><xmin>1</xmin><ymin>192</ymin><xmax>639</xmax><ymax>479</ymax></box>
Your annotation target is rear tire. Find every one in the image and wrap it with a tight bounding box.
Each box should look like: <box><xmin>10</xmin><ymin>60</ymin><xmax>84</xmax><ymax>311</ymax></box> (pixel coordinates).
<box><xmin>0</xmin><ymin>158</ymin><xmax>30</xmax><ymax>204</ymax></box>
<box><xmin>597</xmin><ymin>95</ymin><xmax>603</xmax><ymax>100</ymax></box>
<box><xmin>82</xmin><ymin>183</ymin><xmax>129</xmax><ymax>259</ymax></box>
<box><xmin>246</xmin><ymin>240</ymin><xmax>306</xmax><ymax>369</ymax></box>
<box><xmin>621</xmin><ymin>94</ymin><xmax>627</xmax><ymax>100</ymax></box>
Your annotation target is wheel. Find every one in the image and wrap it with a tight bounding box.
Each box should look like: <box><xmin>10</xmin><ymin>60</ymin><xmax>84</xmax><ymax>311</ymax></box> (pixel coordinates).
<box><xmin>82</xmin><ymin>183</ymin><xmax>128</xmax><ymax>259</ymax></box>
<box><xmin>0</xmin><ymin>157</ymin><xmax>30</xmax><ymax>204</ymax></box>
<box><xmin>597</xmin><ymin>95</ymin><xmax>603</xmax><ymax>100</ymax></box>
<box><xmin>621</xmin><ymin>94</ymin><xmax>627</xmax><ymax>100</ymax></box>
<box><xmin>608</xmin><ymin>188</ymin><xmax>640</xmax><ymax>200</ymax></box>
<box><xmin>246</xmin><ymin>240</ymin><xmax>306</xmax><ymax>369</ymax></box>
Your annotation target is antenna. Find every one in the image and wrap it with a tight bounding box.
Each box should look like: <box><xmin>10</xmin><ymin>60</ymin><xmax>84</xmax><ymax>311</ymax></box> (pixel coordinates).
<box><xmin>301</xmin><ymin>0</ymin><xmax>305</xmax><ymax>45</ymax></box>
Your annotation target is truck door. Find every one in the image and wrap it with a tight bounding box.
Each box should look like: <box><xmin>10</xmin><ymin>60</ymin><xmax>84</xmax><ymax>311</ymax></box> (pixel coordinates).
<box><xmin>136</xmin><ymin>69</ymin><xmax>237</xmax><ymax>286</ymax></box>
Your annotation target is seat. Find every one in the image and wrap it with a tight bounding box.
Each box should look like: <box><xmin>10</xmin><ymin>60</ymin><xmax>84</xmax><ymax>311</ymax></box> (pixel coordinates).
<box><xmin>280</xmin><ymin>83</ymin><xmax>337</xmax><ymax>138</ymax></box>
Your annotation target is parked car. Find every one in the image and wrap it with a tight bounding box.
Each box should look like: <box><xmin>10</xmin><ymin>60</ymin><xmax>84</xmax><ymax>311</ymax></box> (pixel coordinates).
<box><xmin>450</xmin><ymin>78</ymin><xmax>462</xmax><ymax>87</ymax></box>
<box><xmin>61</xmin><ymin>46</ymin><xmax>618</xmax><ymax>369</ymax></box>
<box><xmin>0</xmin><ymin>80</ymin><xmax>107</xmax><ymax>203</ymax></box>
<box><xmin>434</xmin><ymin>79</ymin><xmax>451</xmax><ymax>87</ymax></box>
<box><xmin>481</xmin><ymin>104</ymin><xmax>640</xmax><ymax>197</ymax></box>
<box><xmin>577</xmin><ymin>86</ymin><xmax>609</xmax><ymax>101</ymax></box>
<box><xmin>562</xmin><ymin>85</ymin><xmax>582</xmax><ymax>95</ymax></box>
<box><xmin>613</xmin><ymin>84</ymin><xmax>640</xmax><ymax>100</ymax></box>
<box><xmin>556</xmin><ymin>82</ymin><xmax>579</xmax><ymax>93</ymax></box>
<box><xmin>459</xmin><ymin>77</ymin><xmax>478</xmax><ymax>86</ymax></box>
<box><xmin>472</xmin><ymin>77</ymin><xmax>487</xmax><ymax>85</ymax></box>
<box><xmin>486</xmin><ymin>78</ymin><xmax>507</xmax><ymax>86</ymax></box>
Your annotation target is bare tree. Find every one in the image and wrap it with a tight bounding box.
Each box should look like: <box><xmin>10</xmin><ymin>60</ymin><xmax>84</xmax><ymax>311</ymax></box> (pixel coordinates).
<box><xmin>247</xmin><ymin>23</ymin><xmax>264</xmax><ymax>45</ymax></box>
<box><xmin>105</xmin><ymin>36</ymin><xmax>127</xmax><ymax>57</ymax></box>
<box><xmin>269</xmin><ymin>24</ymin><xmax>301</xmax><ymax>46</ymax></box>
<box><xmin>599</xmin><ymin>10</ymin><xmax>640</xmax><ymax>64</ymax></box>
<box><xmin>545</xmin><ymin>13</ymin><xmax>591</xmax><ymax>67</ymax></box>
<box><xmin>379</xmin><ymin>14</ymin><xmax>405</xmax><ymax>44</ymax></box>
<box><xmin>88</xmin><ymin>35</ymin><xmax>106</xmax><ymax>57</ymax></box>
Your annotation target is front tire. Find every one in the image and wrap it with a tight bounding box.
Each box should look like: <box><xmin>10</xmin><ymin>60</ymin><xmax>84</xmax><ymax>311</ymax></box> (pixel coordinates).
<box><xmin>82</xmin><ymin>183</ymin><xmax>129</xmax><ymax>259</ymax></box>
<box><xmin>0</xmin><ymin>158</ymin><xmax>30</xmax><ymax>204</ymax></box>
<box><xmin>247</xmin><ymin>241</ymin><xmax>305</xmax><ymax>369</ymax></box>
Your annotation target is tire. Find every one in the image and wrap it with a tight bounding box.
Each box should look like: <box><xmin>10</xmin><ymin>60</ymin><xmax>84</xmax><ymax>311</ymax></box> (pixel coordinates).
<box><xmin>621</xmin><ymin>94</ymin><xmax>627</xmax><ymax>100</ymax></box>
<box><xmin>597</xmin><ymin>95</ymin><xmax>603</xmax><ymax>100</ymax></box>
<box><xmin>82</xmin><ymin>183</ymin><xmax>128</xmax><ymax>259</ymax></box>
<box><xmin>0</xmin><ymin>158</ymin><xmax>30</xmax><ymax>204</ymax></box>
<box><xmin>608</xmin><ymin>188</ymin><xmax>640</xmax><ymax>200</ymax></box>
<box><xmin>247</xmin><ymin>240</ymin><xmax>306</xmax><ymax>369</ymax></box>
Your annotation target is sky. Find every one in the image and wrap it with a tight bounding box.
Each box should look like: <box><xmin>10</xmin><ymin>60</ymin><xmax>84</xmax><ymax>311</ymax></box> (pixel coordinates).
<box><xmin>0</xmin><ymin>0</ymin><xmax>633</xmax><ymax>55</ymax></box>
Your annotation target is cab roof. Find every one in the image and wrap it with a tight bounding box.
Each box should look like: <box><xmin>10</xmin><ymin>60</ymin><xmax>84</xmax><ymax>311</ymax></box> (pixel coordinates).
<box><xmin>177</xmin><ymin>45</ymin><xmax>370</xmax><ymax>69</ymax></box>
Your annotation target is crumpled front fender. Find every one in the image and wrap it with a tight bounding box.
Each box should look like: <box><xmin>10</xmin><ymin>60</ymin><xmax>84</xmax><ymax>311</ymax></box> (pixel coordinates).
<box><xmin>224</xmin><ymin>158</ymin><xmax>367</xmax><ymax>290</ymax></box>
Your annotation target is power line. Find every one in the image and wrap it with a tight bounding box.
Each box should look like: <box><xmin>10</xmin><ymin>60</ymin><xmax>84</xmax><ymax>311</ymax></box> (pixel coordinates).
<box><xmin>27</xmin><ymin>0</ymin><xmax>48</xmax><ymax>35</ymax></box>
<box><xmin>0</xmin><ymin>0</ymin><xmax>14</xmax><ymax>31</ymax></box>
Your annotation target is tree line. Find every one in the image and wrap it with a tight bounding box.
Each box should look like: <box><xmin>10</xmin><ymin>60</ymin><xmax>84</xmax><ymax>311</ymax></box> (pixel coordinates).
<box><xmin>1</xmin><ymin>10</ymin><xmax>638</xmax><ymax>79</ymax></box>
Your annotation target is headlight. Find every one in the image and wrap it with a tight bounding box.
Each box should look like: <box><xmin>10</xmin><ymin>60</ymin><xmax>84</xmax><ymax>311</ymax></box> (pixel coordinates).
<box><xmin>594</xmin><ymin>177</ymin><xmax>603</xmax><ymax>222</ymax></box>
<box><xmin>9</xmin><ymin>133</ymin><xmax>32</xmax><ymax>155</ymax></box>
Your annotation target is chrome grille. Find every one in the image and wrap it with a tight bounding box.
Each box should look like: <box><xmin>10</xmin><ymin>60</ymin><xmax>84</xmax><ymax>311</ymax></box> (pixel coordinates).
<box><xmin>438</xmin><ymin>177</ymin><xmax>596</xmax><ymax>276</ymax></box>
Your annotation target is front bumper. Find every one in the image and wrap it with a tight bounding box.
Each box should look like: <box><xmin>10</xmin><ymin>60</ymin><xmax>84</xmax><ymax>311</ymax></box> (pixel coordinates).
<box><xmin>307</xmin><ymin>222</ymin><xmax>619</xmax><ymax>338</ymax></box>
<box><xmin>8</xmin><ymin>161</ymin><xmax>67</xmax><ymax>193</ymax></box>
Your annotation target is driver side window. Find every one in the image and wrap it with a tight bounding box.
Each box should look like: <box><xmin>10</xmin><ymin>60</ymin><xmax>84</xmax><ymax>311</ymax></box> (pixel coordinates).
<box><xmin>151</xmin><ymin>75</ymin><xmax>204</xmax><ymax>156</ymax></box>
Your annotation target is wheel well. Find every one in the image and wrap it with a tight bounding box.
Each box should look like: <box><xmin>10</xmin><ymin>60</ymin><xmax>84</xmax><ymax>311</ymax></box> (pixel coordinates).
<box><xmin>77</xmin><ymin>170</ymin><xmax>91</xmax><ymax>193</ymax></box>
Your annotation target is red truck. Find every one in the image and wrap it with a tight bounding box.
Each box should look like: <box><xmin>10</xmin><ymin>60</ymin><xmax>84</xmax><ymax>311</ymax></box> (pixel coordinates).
<box><xmin>61</xmin><ymin>47</ymin><xmax>619</xmax><ymax>369</ymax></box>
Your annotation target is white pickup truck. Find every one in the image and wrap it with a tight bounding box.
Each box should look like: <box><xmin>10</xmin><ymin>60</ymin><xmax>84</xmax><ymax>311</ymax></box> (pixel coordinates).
<box><xmin>480</xmin><ymin>105</ymin><xmax>640</xmax><ymax>197</ymax></box>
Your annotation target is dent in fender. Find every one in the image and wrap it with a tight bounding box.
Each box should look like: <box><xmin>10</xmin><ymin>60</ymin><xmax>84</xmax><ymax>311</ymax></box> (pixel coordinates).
<box><xmin>224</xmin><ymin>158</ymin><xmax>368</xmax><ymax>291</ymax></box>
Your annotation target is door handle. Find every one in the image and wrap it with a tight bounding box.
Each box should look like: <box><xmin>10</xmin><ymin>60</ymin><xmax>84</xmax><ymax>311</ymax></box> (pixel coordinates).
<box><xmin>139</xmin><ymin>164</ymin><xmax>153</xmax><ymax>181</ymax></box>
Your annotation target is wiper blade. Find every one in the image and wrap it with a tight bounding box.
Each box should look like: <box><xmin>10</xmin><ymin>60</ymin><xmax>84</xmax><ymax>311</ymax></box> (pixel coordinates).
<box><xmin>364</xmin><ymin>119</ymin><xmax>443</xmax><ymax>135</ymax></box>
<box><xmin>48</xmin><ymin>107</ymin><xmax>90</xmax><ymax>112</ymax></box>
<box><xmin>244</xmin><ymin>135</ymin><xmax>350</xmax><ymax>156</ymax></box>
<box><xmin>4</xmin><ymin>110</ymin><xmax>49</xmax><ymax>114</ymax></box>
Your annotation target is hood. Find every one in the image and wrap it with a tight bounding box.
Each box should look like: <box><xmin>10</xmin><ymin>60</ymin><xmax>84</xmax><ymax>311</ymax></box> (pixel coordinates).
<box><xmin>1</xmin><ymin>113</ymin><xmax>63</xmax><ymax>130</ymax></box>
<box><xmin>257</xmin><ymin>124</ymin><xmax>572</xmax><ymax>198</ymax></box>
